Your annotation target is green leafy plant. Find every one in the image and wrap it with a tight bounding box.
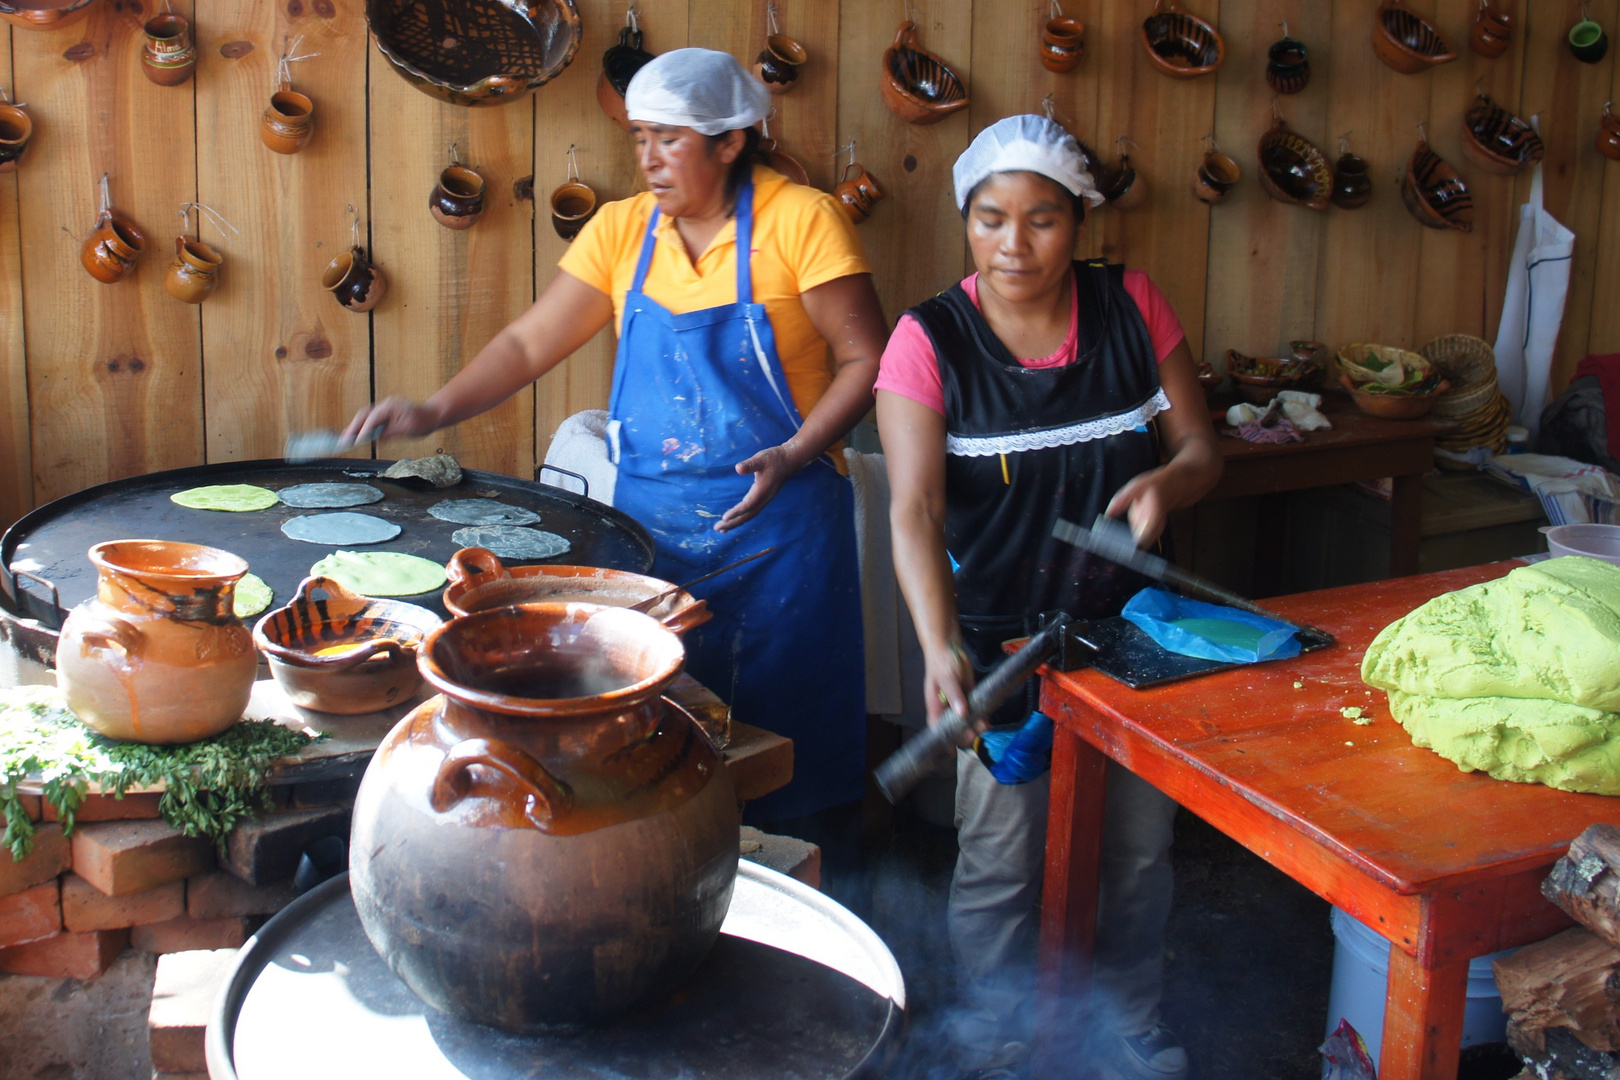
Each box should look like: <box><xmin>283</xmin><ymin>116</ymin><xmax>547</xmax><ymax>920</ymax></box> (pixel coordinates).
<box><xmin>1</xmin><ymin>686</ymin><xmax>322</xmax><ymax>861</ymax></box>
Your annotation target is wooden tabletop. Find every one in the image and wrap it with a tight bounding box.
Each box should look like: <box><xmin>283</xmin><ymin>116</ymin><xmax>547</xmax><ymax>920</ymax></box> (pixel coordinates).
<box><xmin>1040</xmin><ymin>561</ymin><xmax>1614</xmax><ymax>897</ymax></box>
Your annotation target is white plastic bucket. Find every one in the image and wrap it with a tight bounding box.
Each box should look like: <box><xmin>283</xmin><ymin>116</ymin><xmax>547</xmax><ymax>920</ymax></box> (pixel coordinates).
<box><xmin>1326</xmin><ymin>907</ymin><xmax>1515</xmax><ymax>1068</ymax></box>
<box><xmin>1543</xmin><ymin>523</ymin><xmax>1620</xmax><ymax>565</ymax></box>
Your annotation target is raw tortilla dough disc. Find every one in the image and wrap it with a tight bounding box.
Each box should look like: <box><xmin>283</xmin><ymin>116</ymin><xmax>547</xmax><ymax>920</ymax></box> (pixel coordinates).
<box><xmin>451</xmin><ymin>526</ymin><xmax>571</xmax><ymax>560</ymax></box>
<box><xmin>308</xmin><ymin>551</ymin><xmax>447</xmax><ymax>597</ymax></box>
<box><xmin>170</xmin><ymin>484</ymin><xmax>279</xmax><ymax>512</ymax></box>
<box><xmin>276</xmin><ymin>483</ymin><xmax>385</xmax><ymax>509</ymax></box>
<box><xmin>233</xmin><ymin>573</ymin><xmax>273</xmax><ymax>618</ymax></box>
<box><xmin>429</xmin><ymin>498</ymin><xmax>543</xmax><ymax>526</ymax></box>
<box><xmin>282</xmin><ymin>512</ymin><xmax>401</xmax><ymax>546</ymax></box>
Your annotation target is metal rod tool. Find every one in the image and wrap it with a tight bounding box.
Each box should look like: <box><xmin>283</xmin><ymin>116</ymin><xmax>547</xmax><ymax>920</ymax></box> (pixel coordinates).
<box><xmin>628</xmin><ymin>547</ymin><xmax>776</xmax><ymax>613</ymax></box>
<box><xmin>283</xmin><ymin>423</ymin><xmax>387</xmax><ymax>464</ymax></box>
<box><xmin>873</xmin><ymin>613</ymin><xmax>1072</xmax><ymax>804</ymax></box>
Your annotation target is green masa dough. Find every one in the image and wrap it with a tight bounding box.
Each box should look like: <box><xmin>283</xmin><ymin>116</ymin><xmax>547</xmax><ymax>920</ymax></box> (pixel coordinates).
<box><xmin>233</xmin><ymin>574</ymin><xmax>272</xmax><ymax>618</ymax></box>
<box><xmin>308</xmin><ymin>550</ymin><xmax>446</xmax><ymax>597</ymax></box>
<box><xmin>170</xmin><ymin>484</ymin><xmax>280</xmax><ymax>512</ymax></box>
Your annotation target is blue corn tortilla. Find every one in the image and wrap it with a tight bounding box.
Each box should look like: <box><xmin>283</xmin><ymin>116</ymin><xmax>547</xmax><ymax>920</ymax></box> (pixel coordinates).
<box><xmin>450</xmin><ymin>526</ymin><xmax>570</xmax><ymax>560</ymax></box>
<box><xmin>429</xmin><ymin>498</ymin><xmax>542</xmax><ymax>526</ymax></box>
<box><xmin>281</xmin><ymin>512</ymin><xmax>401</xmax><ymax>546</ymax></box>
<box><xmin>276</xmin><ymin>482</ymin><xmax>385</xmax><ymax>509</ymax></box>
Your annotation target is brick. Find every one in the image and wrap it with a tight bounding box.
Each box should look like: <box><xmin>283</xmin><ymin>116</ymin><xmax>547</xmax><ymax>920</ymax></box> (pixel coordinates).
<box><xmin>0</xmin><ymin>928</ymin><xmax>128</xmax><ymax>979</ymax></box>
<box><xmin>0</xmin><ymin>880</ymin><xmax>61</xmax><ymax>947</ymax></box>
<box><xmin>132</xmin><ymin>916</ymin><xmax>251</xmax><ymax>955</ymax></box>
<box><xmin>222</xmin><ymin>805</ymin><xmax>349</xmax><ymax>886</ymax></box>
<box><xmin>62</xmin><ymin>873</ymin><xmax>184</xmax><ymax>932</ymax></box>
<box><xmin>185</xmin><ymin>871</ymin><xmax>298</xmax><ymax>920</ymax></box>
<box><xmin>291</xmin><ymin>777</ymin><xmax>362</xmax><ymax>808</ymax></box>
<box><xmin>149</xmin><ymin>948</ymin><xmax>238</xmax><ymax>1073</ymax></box>
<box><xmin>0</xmin><ymin>823</ymin><xmax>71</xmax><ymax>897</ymax></box>
<box><xmin>44</xmin><ymin>790</ymin><xmax>165</xmax><ymax>822</ymax></box>
<box><xmin>18</xmin><ymin>793</ymin><xmax>41</xmax><ymax>821</ymax></box>
<box><xmin>71</xmin><ymin>819</ymin><xmax>214</xmax><ymax>897</ymax></box>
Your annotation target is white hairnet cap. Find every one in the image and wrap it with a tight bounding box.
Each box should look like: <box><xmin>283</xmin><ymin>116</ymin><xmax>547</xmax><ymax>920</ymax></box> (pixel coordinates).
<box><xmin>624</xmin><ymin>48</ymin><xmax>771</xmax><ymax>137</ymax></box>
<box><xmin>953</xmin><ymin>114</ymin><xmax>1104</xmax><ymax>211</ymax></box>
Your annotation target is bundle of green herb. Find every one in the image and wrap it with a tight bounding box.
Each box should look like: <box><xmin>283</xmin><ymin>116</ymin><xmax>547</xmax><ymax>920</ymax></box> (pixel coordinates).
<box><xmin>1</xmin><ymin>685</ymin><xmax>322</xmax><ymax>861</ymax></box>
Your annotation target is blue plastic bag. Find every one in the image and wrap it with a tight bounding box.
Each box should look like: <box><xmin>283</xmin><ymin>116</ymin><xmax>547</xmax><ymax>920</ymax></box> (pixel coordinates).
<box><xmin>1121</xmin><ymin>587</ymin><xmax>1301</xmax><ymax>664</ymax></box>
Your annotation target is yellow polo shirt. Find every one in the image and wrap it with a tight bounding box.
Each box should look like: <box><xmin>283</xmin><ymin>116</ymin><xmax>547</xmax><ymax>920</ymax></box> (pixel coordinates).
<box><xmin>558</xmin><ymin>165</ymin><xmax>872</xmax><ymax>446</ymax></box>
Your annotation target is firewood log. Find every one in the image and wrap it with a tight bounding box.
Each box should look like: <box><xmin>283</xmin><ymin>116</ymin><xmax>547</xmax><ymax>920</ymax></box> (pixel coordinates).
<box><xmin>1495</xmin><ymin>927</ymin><xmax>1620</xmax><ymax>1052</ymax></box>
<box><xmin>1544</xmin><ymin>824</ymin><xmax>1620</xmax><ymax>952</ymax></box>
<box><xmin>1506</xmin><ymin>1019</ymin><xmax>1620</xmax><ymax>1079</ymax></box>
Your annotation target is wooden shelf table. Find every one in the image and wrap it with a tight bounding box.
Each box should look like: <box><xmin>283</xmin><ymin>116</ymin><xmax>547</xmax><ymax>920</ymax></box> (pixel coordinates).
<box><xmin>1035</xmin><ymin>562</ymin><xmax>1609</xmax><ymax>1080</ymax></box>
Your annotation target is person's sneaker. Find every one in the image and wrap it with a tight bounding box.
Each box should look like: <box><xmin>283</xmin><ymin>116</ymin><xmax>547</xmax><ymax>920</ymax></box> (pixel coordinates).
<box><xmin>1115</xmin><ymin>1026</ymin><xmax>1189</xmax><ymax>1080</ymax></box>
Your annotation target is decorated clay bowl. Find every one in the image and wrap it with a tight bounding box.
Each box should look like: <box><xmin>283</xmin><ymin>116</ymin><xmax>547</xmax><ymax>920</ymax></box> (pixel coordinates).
<box><xmin>366</xmin><ymin>0</ymin><xmax>581</xmax><ymax>106</ymax></box>
<box><xmin>1226</xmin><ymin>350</ymin><xmax>1322</xmax><ymax>404</ymax></box>
<box><xmin>444</xmin><ymin>547</ymin><xmax>710</xmax><ymax>635</ymax></box>
<box><xmin>1461</xmin><ymin>93</ymin><xmax>1545</xmax><ymax>176</ymax></box>
<box><xmin>881</xmin><ymin>21</ymin><xmax>968</xmax><ymax>125</ymax></box>
<box><xmin>254</xmin><ymin>576</ymin><xmax>443</xmax><ymax>715</ymax></box>
<box><xmin>1402</xmin><ymin>140</ymin><xmax>1473</xmax><ymax>232</ymax></box>
<box><xmin>1340</xmin><ymin>373</ymin><xmax>1452</xmax><ymax>420</ymax></box>
<box><xmin>1141</xmin><ymin>0</ymin><xmax>1225</xmax><ymax>79</ymax></box>
<box><xmin>1373</xmin><ymin>0</ymin><xmax>1457</xmax><ymax>73</ymax></box>
<box><xmin>0</xmin><ymin>0</ymin><xmax>95</xmax><ymax>31</ymax></box>
<box><xmin>1257</xmin><ymin>119</ymin><xmax>1331</xmax><ymax>211</ymax></box>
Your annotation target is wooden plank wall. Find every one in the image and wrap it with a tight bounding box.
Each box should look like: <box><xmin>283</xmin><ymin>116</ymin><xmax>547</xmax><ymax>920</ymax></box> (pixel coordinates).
<box><xmin>2</xmin><ymin>0</ymin><xmax>1620</xmax><ymax>530</ymax></box>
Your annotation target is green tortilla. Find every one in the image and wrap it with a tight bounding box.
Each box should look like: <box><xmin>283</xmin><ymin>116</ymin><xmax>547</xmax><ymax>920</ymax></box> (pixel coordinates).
<box><xmin>170</xmin><ymin>484</ymin><xmax>280</xmax><ymax>512</ymax></box>
<box><xmin>308</xmin><ymin>550</ymin><xmax>447</xmax><ymax>598</ymax></box>
<box><xmin>233</xmin><ymin>574</ymin><xmax>273</xmax><ymax>618</ymax></box>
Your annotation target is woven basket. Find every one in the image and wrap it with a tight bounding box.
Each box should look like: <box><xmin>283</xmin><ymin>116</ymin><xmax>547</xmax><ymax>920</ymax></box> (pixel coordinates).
<box><xmin>1422</xmin><ymin>335</ymin><xmax>1498</xmax><ymax>418</ymax></box>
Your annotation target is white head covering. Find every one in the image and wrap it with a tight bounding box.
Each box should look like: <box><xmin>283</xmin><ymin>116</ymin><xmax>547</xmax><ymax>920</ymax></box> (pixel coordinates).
<box><xmin>952</xmin><ymin>114</ymin><xmax>1104</xmax><ymax>211</ymax></box>
<box><xmin>624</xmin><ymin>48</ymin><xmax>771</xmax><ymax>137</ymax></box>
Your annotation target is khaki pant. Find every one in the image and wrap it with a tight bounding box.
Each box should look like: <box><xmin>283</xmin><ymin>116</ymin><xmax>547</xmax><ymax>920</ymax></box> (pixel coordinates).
<box><xmin>946</xmin><ymin>746</ymin><xmax>1178</xmax><ymax>1064</ymax></box>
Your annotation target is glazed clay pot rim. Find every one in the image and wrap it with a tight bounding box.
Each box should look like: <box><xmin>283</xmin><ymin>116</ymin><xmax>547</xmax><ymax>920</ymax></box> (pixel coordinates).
<box><xmin>1044</xmin><ymin>15</ymin><xmax>1084</xmax><ymax>43</ymax></box>
<box><xmin>1200</xmin><ymin>152</ymin><xmax>1241</xmax><ymax>185</ymax></box>
<box><xmin>89</xmin><ymin>539</ymin><xmax>249</xmax><ymax>583</ymax></box>
<box><xmin>440</xmin><ymin>165</ymin><xmax>485</xmax><ymax>197</ymax></box>
<box><xmin>0</xmin><ymin>108</ymin><xmax>30</xmax><ymax>142</ymax></box>
<box><xmin>270</xmin><ymin>90</ymin><xmax>313</xmax><ymax>119</ymax></box>
<box><xmin>1268</xmin><ymin>38</ymin><xmax>1307</xmax><ymax>66</ymax></box>
<box><xmin>144</xmin><ymin>12</ymin><xmax>186</xmax><ymax>37</ymax></box>
<box><xmin>322</xmin><ymin>247</ymin><xmax>367</xmax><ymax>290</ymax></box>
<box><xmin>177</xmin><ymin>236</ymin><xmax>223</xmax><ymax>265</ymax></box>
<box><xmin>418</xmin><ymin>602</ymin><xmax>685</xmax><ymax>718</ymax></box>
<box><xmin>764</xmin><ymin>32</ymin><xmax>807</xmax><ymax>65</ymax></box>
<box><xmin>551</xmin><ymin>180</ymin><xmax>596</xmax><ymax>218</ymax></box>
<box><xmin>102</xmin><ymin>215</ymin><xmax>146</xmax><ymax>252</ymax></box>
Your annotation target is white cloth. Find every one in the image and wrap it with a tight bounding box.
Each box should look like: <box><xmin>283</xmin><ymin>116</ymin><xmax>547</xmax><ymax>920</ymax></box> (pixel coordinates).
<box><xmin>1224</xmin><ymin>391</ymin><xmax>1332</xmax><ymax>432</ymax></box>
<box><xmin>542</xmin><ymin>409</ymin><xmax>616</xmax><ymax>506</ymax></box>
<box><xmin>1483</xmin><ymin>453</ymin><xmax>1620</xmax><ymax>525</ymax></box>
<box><xmin>952</xmin><ymin>114</ymin><xmax>1104</xmax><ymax>211</ymax></box>
<box><xmin>1494</xmin><ymin>131</ymin><xmax>1574</xmax><ymax>438</ymax></box>
<box><xmin>844</xmin><ymin>449</ymin><xmax>903</xmax><ymax>716</ymax></box>
<box><xmin>624</xmin><ymin>48</ymin><xmax>769</xmax><ymax>136</ymax></box>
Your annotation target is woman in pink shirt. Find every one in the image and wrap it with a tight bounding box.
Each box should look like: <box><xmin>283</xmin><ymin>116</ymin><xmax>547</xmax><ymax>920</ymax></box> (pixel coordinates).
<box><xmin>875</xmin><ymin>116</ymin><xmax>1221</xmax><ymax>1080</ymax></box>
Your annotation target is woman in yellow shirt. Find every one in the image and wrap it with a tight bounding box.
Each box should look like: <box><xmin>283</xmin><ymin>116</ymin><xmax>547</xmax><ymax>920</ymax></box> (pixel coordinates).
<box><xmin>343</xmin><ymin>50</ymin><xmax>887</xmax><ymax>829</ymax></box>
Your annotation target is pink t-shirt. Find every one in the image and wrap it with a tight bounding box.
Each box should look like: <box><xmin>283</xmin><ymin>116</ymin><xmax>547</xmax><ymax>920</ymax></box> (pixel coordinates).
<box><xmin>875</xmin><ymin>269</ymin><xmax>1186</xmax><ymax>415</ymax></box>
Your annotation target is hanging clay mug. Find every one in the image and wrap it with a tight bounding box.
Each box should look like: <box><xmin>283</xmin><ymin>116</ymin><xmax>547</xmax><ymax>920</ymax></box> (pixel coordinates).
<box><xmin>1470</xmin><ymin>0</ymin><xmax>1513</xmax><ymax>59</ymax></box>
<box><xmin>1192</xmin><ymin>147</ymin><xmax>1240</xmax><ymax>204</ymax></box>
<box><xmin>753</xmin><ymin>33</ymin><xmax>808</xmax><ymax>94</ymax></box>
<box><xmin>597</xmin><ymin>25</ymin><xmax>654</xmax><ymax>132</ymax></box>
<box><xmin>164</xmin><ymin>237</ymin><xmax>223</xmax><ymax>304</ymax></box>
<box><xmin>550</xmin><ymin>180</ymin><xmax>598</xmax><ymax>241</ymax></box>
<box><xmin>261</xmin><ymin>86</ymin><xmax>314</xmax><ymax>154</ymax></box>
<box><xmin>141</xmin><ymin>12</ymin><xmax>197</xmax><ymax>86</ymax></box>
<box><xmin>834</xmin><ymin>160</ymin><xmax>885</xmax><ymax>223</ymax></box>
<box><xmin>1598</xmin><ymin>102</ymin><xmax>1620</xmax><ymax>162</ymax></box>
<box><xmin>430</xmin><ymin>165</ymin><xmax>486</xmax><ymax>230</ymax></box>
<box><xmin>323</xmin><ymin>246</ymin><xmax>387</xmax><ymax>312</ymax></box>
<box><xmin>81</xmin><ymin>212</ymin><xmax>146</xmax><ymax>284</ymax></box>
<box><xmin>1265</xmin><ymin>33</ymin><xmax>1310</xmax><ymax>94</ymax></box>
<box><xmin>1570</xmin><ymin>15</ymin><xmax>1609</xmax><ymax>64</ymax></box>
<box><xmin>1040</xmin><ymin>16</ymin><xmax>1086</xmax><ymax>72</ymax></box>
<box><xmin>0</xmin><ymin>102</ymin><xmax>32</xmax><ymax>173</ymax></box>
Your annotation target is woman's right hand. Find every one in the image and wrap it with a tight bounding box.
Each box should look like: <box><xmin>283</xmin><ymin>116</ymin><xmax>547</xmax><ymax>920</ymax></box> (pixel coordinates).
<box><xmin>341</xmin><ymin>397</ymin><xmax>441</xmax><ymax>444</ymax></box>
<box><xmin>923</xmin><ymin>637</ymin><xmax>978</xmax><ymax>745</ymax></box>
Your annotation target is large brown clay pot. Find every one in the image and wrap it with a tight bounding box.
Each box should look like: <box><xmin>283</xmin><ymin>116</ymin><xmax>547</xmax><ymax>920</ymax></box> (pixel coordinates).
<box><xmin>349</xmin><ymin>602</ymin><xmax>739</xmax><ymax>1030</ymax></box>
<box><xmin>56</xmin><ymin>540</ymin><xmax>258</xmax><ymax>743</ymax></box>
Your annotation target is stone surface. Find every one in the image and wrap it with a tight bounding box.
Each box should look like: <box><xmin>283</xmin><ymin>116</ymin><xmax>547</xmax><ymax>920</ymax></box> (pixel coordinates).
<box><xmin>0</xmin><ymin>823</ymin><xmax>71</xmax><ymax>897</ymax></box>
<box><xmin>184</xmin><ymin>871</ymin><xmax>298</xmax><ymax>920</ymax></box>
<box><xmin>43</xmin><ymin>791</ymin><xmax>165</xmax><ymax>823</ymax></box>
<box><xmin>739</xmin><ymin>826</ymin><xmax>822</xmax><ymax>889</ymax></box>
<box><xmin>222</xmin><ymin>805</ymin><xmax>349</xmax><ymax>886</ymax></box>
<box><xmin>0</xmin><ymin>946</ymin><xmax>154</xmax><ymax>1078</ymax></box>
<box><xmin>71</xmin><ymin>820</ymin><xmax>214</xmax><ymax>897</ymax></box>
<box><xmin>62</xmin><ymin>874</ymin><xmax>185</xmax><ymax>933</ymax></box>
<box><xmin>131</xmin><ymin>917</ymin><xmax>251</xmax><ymax>956</ymax></box>
<box><xmin>0</xmin><ymin>928</ymin><xmax>130</xmax><ymax>980</ymax></box>
<box><xmin>0</xmin><ymin>880</ymin><xmax>62</xmax><ymax>948</ymax></box>
<box><xmin>148</xmin><ymin>948</ymin><xmax>237</xmax><ymax>1074</ymax></box>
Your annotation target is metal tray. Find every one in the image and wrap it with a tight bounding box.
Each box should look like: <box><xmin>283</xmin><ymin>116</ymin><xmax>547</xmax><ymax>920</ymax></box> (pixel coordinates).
<box><xmin>2</xmin><ymin>460</ymin><xmax>654</xmax><ymax>626</ymax></box>
<box><xmin>207</xmin><ymin>863</ymin><xmax>906</xmax><ymax>1080</ymax></box>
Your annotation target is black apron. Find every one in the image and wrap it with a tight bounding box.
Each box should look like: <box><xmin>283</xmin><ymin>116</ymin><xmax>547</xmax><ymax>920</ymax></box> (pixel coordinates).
<box><xmin>906</xmin><ymin>260</ymin><xmax>1169</xmax><ymax>726</ymax></box>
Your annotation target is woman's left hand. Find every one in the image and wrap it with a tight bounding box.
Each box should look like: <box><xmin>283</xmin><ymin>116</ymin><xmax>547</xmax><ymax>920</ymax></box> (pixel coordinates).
<box><xmin>718</xmin><ymin>443</ymin><xmax>804</xmax><ymax>531</ymax></box>
<box><xmin>1105</xmin><ymin>467</ymin><xmax>1178</xmax><ymax>548</ymax></box>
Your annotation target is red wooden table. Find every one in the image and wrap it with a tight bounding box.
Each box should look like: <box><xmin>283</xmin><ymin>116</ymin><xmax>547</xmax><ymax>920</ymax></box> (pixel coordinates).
<box><xmin>1036</xmin><ymin>563</ymin><xmax>1612</xmax><ymax>1080</ymax></box>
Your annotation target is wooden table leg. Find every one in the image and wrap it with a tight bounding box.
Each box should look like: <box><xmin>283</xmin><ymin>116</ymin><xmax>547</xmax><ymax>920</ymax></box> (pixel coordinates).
<box><xmin>1379</xmin><ymin>943</ymin><xmax>1469</xmax><ymax>1080</ymax></box>
<box><xmin>1037</xmin><ymin>725</ymin><xmax>1108</xmax><ymax>999</ymax></box>
<box><xmin>1389</xmin><ymin>473</ymin><xmax>1424</xmax><ymax>578</ymax></box>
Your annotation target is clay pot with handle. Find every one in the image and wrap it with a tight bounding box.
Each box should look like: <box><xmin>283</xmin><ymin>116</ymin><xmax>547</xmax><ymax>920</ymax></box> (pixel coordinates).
<box><xmin>56</xmin><ymin>540</ymin><xmax>258</xmax><ymax>744</ymax></box>
<box><xmin>163</xmin><ymin>236</ymin><xmax>223</xmax><ymax>303</ymax></box>
<box><xmin>80</xmin><ymin>212</ymin><xmax>146</xmax><ymax>284</ymax></box>
<box><xmin>349</xmin><ymin>602</ymin><xmax>739</xmax><ymax>1030</ymax></box>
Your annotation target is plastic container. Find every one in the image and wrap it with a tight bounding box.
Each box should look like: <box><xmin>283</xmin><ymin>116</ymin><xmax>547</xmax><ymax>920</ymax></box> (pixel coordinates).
<box><xmin>1326</xmin><ymin>907</ymin><xmax>1514</xmax><ymax>1068</ymax></box>
<box><xmin>1543</xmin><ymin>523</ymin><xmax>1620</xmax><ymax>566</ymax></box>
<box><xmin>1505</xmin><ymin>425</ymin><xmax>1528</xmax><ymax>453</ymax></box>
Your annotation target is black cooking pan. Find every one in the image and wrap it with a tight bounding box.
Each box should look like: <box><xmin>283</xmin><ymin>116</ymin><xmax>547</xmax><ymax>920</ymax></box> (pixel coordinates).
<box><xmin>2</xmin><ymin>460</ymin><xmax>654</xmax><ymax>627</ymax></box>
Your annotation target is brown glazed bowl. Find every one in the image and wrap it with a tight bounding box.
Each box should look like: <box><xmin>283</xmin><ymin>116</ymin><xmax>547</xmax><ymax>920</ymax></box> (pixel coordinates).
<box><xmin>881</xmin><ymin>21</ymin><xmax>969</xmax><ymax>125</ymax></box>
<box><xmin>1340</xmin><ymin>373</ymin><xmax>1451</xmax><ymax>419</ymax></box>
<box><xmin>367</xmin><ymin>0</ymin><xmax>581</xmax><ymax>106</ymax></box>
<box><xmin>254</xmin><ymin>576</ymin><xmax>442</xmax><ymax>715</ymax></box>
<box><xmin>1374</xmin><ymin>0</ymin><xmax>1458</xmax><ymax>73</ymax></box>
<box><xmin>0</xmin><ymin>0</ymin><xmax>95</xmax><ymax>30</ymax></box>
<box><xmin>1402</xmin><ymin>140</ymin><xmax>1474</xmax><ymax>232</ymax></box>
<box><xmin>1461</xmin><ymin>93</ymin><xmax>1545</xmax><ymax>176</ymax></box>
<box><xmin>1141</xmin><ymin>0</ymin><xmax>1225</xmax><ymax>79</ymax></box>
<box><xmin>444</xmin><ymin>547</ymin><xmax>710</xmax><ymax>635</ymax></box>
<box><xmin>1257</xmin><ymin>118</ymin><xmax>1331</xmax><ymax>211</ymax></box>
<box><xmin>1226</xmin><ymin>350</ymin><xmax>1323</xmax><ymax>404</ymax></box>
<box><xmin>1332</xmin><ymin>150</ymin><xmax>1373</xmax><ymax>209</ymax></box>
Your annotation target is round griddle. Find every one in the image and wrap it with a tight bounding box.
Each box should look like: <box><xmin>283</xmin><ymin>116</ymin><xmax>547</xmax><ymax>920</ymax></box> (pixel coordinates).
<box><xmin>1</xmin><ymin>460</ymin><xmax>654</xmax><ymax>626</ymax></box>
<box><xmin>207</xmin><ymin>863</ymin><xmax>905</xmax><ymax>1080</ymax></box>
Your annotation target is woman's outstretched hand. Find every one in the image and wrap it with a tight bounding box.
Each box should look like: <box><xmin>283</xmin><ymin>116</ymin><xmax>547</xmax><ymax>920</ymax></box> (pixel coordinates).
<box><xmin>717</xmin><ymin>443</ymin><xmax>804</xmax><ymax>531</ymax></box>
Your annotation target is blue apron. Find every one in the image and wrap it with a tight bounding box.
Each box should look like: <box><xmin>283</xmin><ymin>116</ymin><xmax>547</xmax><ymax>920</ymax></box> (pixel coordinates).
<box><xmin>606</xmin><ymin>180</ymin><xmax>866</xmax><ymax>821</ymax></box>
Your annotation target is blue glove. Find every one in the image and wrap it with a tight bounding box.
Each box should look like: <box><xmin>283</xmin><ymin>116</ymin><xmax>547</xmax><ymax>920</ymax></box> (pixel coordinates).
<box><xmin>974</xmin><ymin>711</ymin><xmax>1054</xmax><ymax>785</ymax></box>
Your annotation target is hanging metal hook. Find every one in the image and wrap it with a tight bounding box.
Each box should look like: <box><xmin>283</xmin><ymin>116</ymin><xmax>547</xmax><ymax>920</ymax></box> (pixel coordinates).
<box><xmin>626</xmin><ymin>2</ymin><xmax>639</xmax><ymax>33</ymax></box>
<box><xmin>1271</xmin><ymin>96</ymin><xmax>1282</xmax><ymax>123</ymax></box>
<box><xmin>566</xmin><ymin>143</ymin><xmax>581</xmax><ymax>183</ymax></box>
<box><xmin>449</xmin><ymin>142</ymin><xmax>460</xmax><ymax>165</ymax></box>
<box><xmin>1279</xmin><ymin>19</ymin><xmax>1289</xmax><ymax>38</ymax></box>
<box><xmin>0</xmin><ymin>87</ymin><xmax>23</xmax><ymax>110</ymax></box>
<box><xmin>904</xmin><ymin>0</ymin><xmax>918</xmax><ymax>26</ymax></box>
<box><xmin>179</xmin><ymin>201</ymin><xmax>239</xmax><ymax>242</ymax></box>
<box><xmin>1415</xmin><ymin>119</ymin><xmax>1429</xmax><ymax>144</ymax></box>
<box><xmin>767</xmin><ymin>0</ymin><xmax>781</xmax><ymax>36</ymax></box>
<box><xmin>97</xmin><ymin>173</ymin><xmax>112</xmax><ymax>225</ymax></box>
<box><xmin>1339</xmin><ymin>130</ymin><xmax>1354</xmax><ymax>157</ymax></box>
<box><xmin>275</xmin><ymin>34</ymin><xmax>321</xmax><ymax>91</ymax></box>
<box><xmin>1049</xmin><ymin>0</ymin><xmax>1063</xmax><ymax>17</ymax></box>
<box><xmin>347</xmin><ymin>203</ymin><xmax>362</xmax><ymax>249</ymax></box>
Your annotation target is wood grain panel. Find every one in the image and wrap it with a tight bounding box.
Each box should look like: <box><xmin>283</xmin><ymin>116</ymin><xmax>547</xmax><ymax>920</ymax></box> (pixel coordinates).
<box><xmin>1588</xmin><ymin>51</ymin><xmax>1620</xmax><ymax>358</ymax></box>
<box><xmin>368</xmin><ymin>57</ymin><xmax>536</xmax><ymax>476</ymax></box>
<box><xmin>16</xmin><ymin>0</ymin><xmax>202</xmax><ymax>505</ymax></box>
<box><xmin>1203</xmin><ymin>0</ymin><xmax>1331</xmax><ymax>365</ymax></box>
<box><xmin>762</xmin><ymin>0</ymin><xmax>840</xmax><ymax>191</ymax></box>
<box><xmin>194</xmin><ymin>0</ymin><xmax>370</xmax><ymax>463</ymax></box>
<box><xmin>532</xmin><ymin>0</ymin><xmax>688</xmax><ymax>464</ymax></box>
<box><xmin>0</xmin><ymin>33</ymin><xmax>30</xmax><ymax>530</ymax></box>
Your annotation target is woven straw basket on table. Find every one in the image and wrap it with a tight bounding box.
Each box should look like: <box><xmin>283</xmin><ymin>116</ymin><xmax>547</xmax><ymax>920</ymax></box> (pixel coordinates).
<box><xmin>1419</xmin><ymin>334</ymin><xmax>1511</xmax><ymax>464</ymax></box>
